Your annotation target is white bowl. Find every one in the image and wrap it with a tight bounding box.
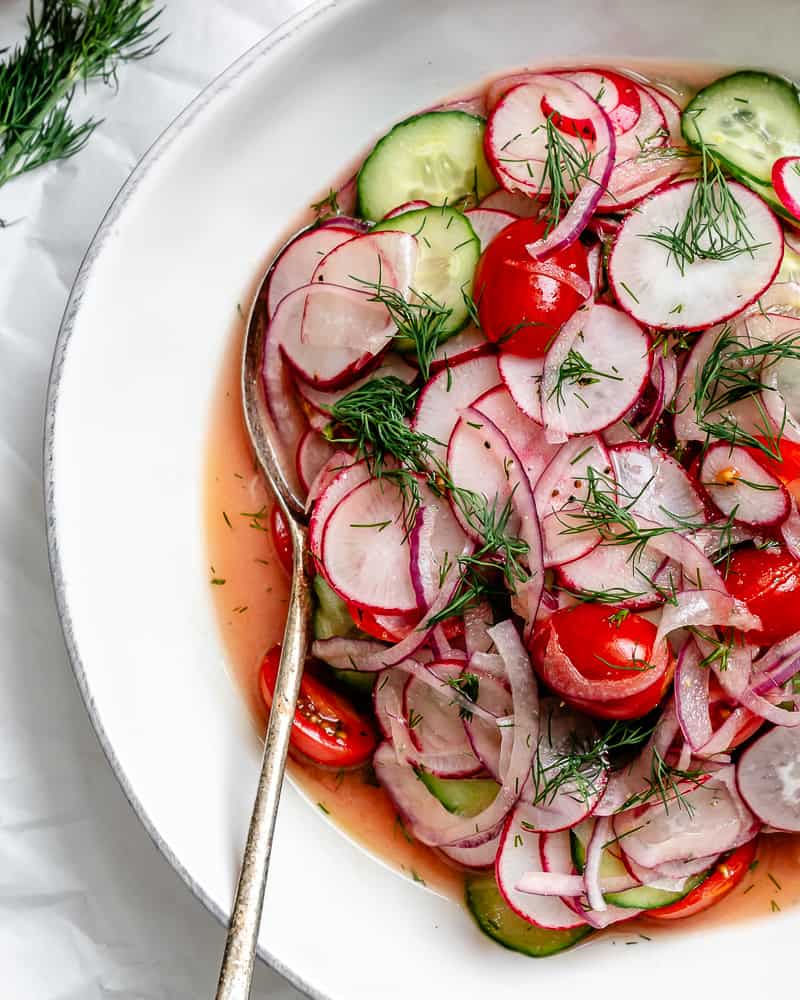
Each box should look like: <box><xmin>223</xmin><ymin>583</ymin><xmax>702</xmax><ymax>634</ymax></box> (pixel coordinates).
<box><xmin>45</xmin><ymin>1</ymin><xmax>799</xmax><ymax>996</ymax></box>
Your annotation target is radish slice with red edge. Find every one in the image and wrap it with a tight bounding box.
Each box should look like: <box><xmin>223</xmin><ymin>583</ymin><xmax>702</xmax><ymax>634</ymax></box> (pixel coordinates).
<box><xmin>700</xmin><ymin>442</ymin><xmax>790</xmax><ymax>527</ymax></box>
<box><xmin>261</xmin><ymin>286</ymin><xmax>309</xmax><ymax>468</ymax></box>
<box><xmin>412</xmin><ymin>355</ymin><xmax>500</xmax><ymax>464</ymax></box>
<box><xmin>294</xmin><ymin>352</ymin><xmax>417</xmax><ymax>423</ymax></box>
<box><xmin>519</xmin><ymin>699</ymin><xmax>607</xmax><ymax>832</ymax></box>
<box><xmin>544</xmin><ymin>69</ymin><xmax>642</xmax><ymax>137</ymax></box>
<box><xmin>403</xmin><ymin>663</ymin><xmax>483</xmax><ymax>778</ymax></box>
<box><xmin>534</xmin><ymin>435</ymin><xmax>610</xmax><ymax>567</ymax></box>
<box><xmin>495</xmin><ymin>806</ymin><xmax>588</xmax><ymax>929</ymax></box>
<box><xmin>462</xmin><ymin>671</ymin><xmax>513</xmax><ymax>779</ymax></box>
<box><xmin>267</xmin><ymin>226</ymin><xmax>356</xmax><ymax>317</ymax></box>
<box><xmin>321</xmin><ymin>479</ymin><xmax>466</xmax><ymax>614</ymax></box>
<box><xmin>540</xmin><ymin>304</ymin><xmax>651</xmax><ymax>440</ymax></box>
<box><xmin>295</xmin><ymin>430</ymin><xmax>336</xmax><ymax>495</ymax></box>
<box><xmin>439</xmin><ymin>832</ymin><xmax>501</xmax><ymax>870</ymax></box>
<box><xmin>613</xmin><ymin>767</ymin><xmax>759</xmax><ymax>869</ymax></box>
<box><xmin>498</xmin><ymin>353</ymin><xmax>544</xmax><ymax>424</ymax></box>
<box><xmin>737</xmin><ymin>725</ymin><xmax>800</xmax><ymax>831</ymax></box>
<box><xmin>382</xmin><ymin>200</ymin><xmax>430</xmax><ymax>219</ymax></box>
<box><xmin>557</xmin><ymin>540</ymin><xmax>667</xmax><ymax>609</ymax></box>
<box><xmin>485</xmin><ymin>77</ymin><xmax>615</xmax><ymax>257</ymax></box>
<box><xmin>610</xmin><ymin>179</ymin><xmax>783</xmax><ymax>331</ymax></box>
<box><xmin>610</xmin><ymin>442</ymin><xmax>707</xmax><ymax>528</ymax></box>
<box><xmin>464</xmin><ymin>208</ymin><xmax>517</xmax><ymax>250</ymax></box>
<box><xmin>309</xmin><ymin>459</ymin><xmax>372</xmax><ymax>562</ymax></box>
<box><xmin>605</xmin><ymin>86</ymin><xmax>667</xmax><ymax>164</ymax></box>
<box><xmin>773</xmin><ymin>156</ymin><xmax>800</xmax><ymax>220</ymax></box>
<box><xmin>478</xmin><ymin>188</ymin><xmax>542</xmax><ymax>216</ymax></box>
<box><xmin>472</xmin><ymin>385</ymin><xmax>560</xmax><ymax>488</ymax></box>
<box><xmin>429</xmin><ymin>325</ymin><xmax>491</xmax><ymax>372</ymax></box>
<box><xmin>757</xmin><ymin>313</ymin><xmax>800</xmax><ymax>442</ymax></box>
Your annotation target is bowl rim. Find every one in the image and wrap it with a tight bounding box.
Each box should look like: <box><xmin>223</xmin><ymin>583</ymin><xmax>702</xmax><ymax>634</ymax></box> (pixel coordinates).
<box><xmin>42</xmin><ymin>3</ymin><xmax>337</xmax><ymax>996</ymax></box>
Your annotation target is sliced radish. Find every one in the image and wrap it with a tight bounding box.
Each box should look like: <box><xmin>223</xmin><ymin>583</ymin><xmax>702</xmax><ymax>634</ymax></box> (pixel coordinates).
<box><xmin>294</xmin><ymin>352</ymin><xmax>417</xmax><ymax>422</ymax></box>
<box><xmin>403</xmin><ymin>663</ymin><xmax>483</xmax><ymax>778</ymax></box>
<box><xmin>539</xmin><ymin>304</ymin><xmax>651</xmax><ymax>440</ymax></box>
<box><xmin>545</xmin><ymin>69</ymin><xmax>642</xmax><ymax>137</ymax></box>
<box><xmin>261</xmin><ymin>286</ymin><xmax>310</xmax><ymax>461</ymax></box>
<box><xmin>498</xmin><ymin>352</ymin><xmax>544</xmax><ymax>423</ymax></box>
<box><xmin>472</xmin><ymin>385</ymin><xmax>559</xmax><ymax>488</ymax></box>
<box><xmin>700</xmin><ymin>442</ymin><xmax>789</xmax><ymax>527</ymax></box>
<box><xmin>557</xmin><ymin>540</ymin><xmax>667</xmax><ymax>609</ymax></box>
<box><xmin>321</xmin><ymin>479</ymin><xmax>466</xmax><ymax>613</ymax></box>
<box><xmin>495</xmin><ymin>804</ymin><xmax>588</xmax><ymax>929</ymax></box>
<box><xmin>439</xmin><ymin>832</ymin><xmax>501</xmax><ymax>870</ymax></box>
<box><xmin>757</xmin><ymin>313</ymin><xmax>800</xmax><ymax>443</ymax></box>
<box><xmin>382</xmin><ymin>199</ymin><xmax>430</xmax><ymax>219</ymax></box>
<box><xmin>737</xmin><ymin>725</ymin><xmax>800</xmax><ymax>831</ymax></box>
<box><xmin>277</xmin><ymin>282</ymin><xmax>393</xmax><ymax>390</ymax></box>
<box><xmin>308</xmin><ymin>459</ymin><xmax>372</xmax><ymax>562</ymax></box>
<box><xmin>773</xmin><ymin>156</ymin><xmax>800</xmax><ymax>220</ymax></box>
<box><xmin>309</xmin><ymin>229</ymin><xmax>417</xmax><ymax>297</ymax></box>
<box><xmin>465</xmin><ymin>208</ymin><xmax>517</xmax><ymax>250</ymax></box>
<box><xmin>610</xmin><ymin>442</ymin><xmax>706</xmax><ymax>528</ymax></box>
<box><xmin>296</xmin><ymin>429</ymin><xmax>336</xmax><ymax>495</ymax></box>
<box><xmin>613</xmin><ymin>767</ymin><xmax>759</xmax><ymax>869</ymax></box>
<box><xmin>267</xmin><ymin>226</ymin><xmax>355</xmax><ymax>317</ymax></box>
<box><xmin>463</xmin><ymin>671</ymin><xmax>513</xmax><ymax>779</ymax></box>
<box><xmin>429</xmin><ymin>325</ymin><xmax>492</xmax><ymax>372</ymax></box>
<box><xmin>610</xmin><ymin>180</ymin><xmax>783</xmax><ymax>331</ymax></box>
<box><xmin>412</xmin><ymin>355</ymin><xmax>500</xmax><ymax>464</ymax></box>
<box><xmin>608</xmin><ymin>86</ymin><xmax>667</xmax><ymax>163</ymax></box>
<box><xmin>534</xmin><ymin>435</ymin><xmax>610</xmax><ymax>567</ymax></box>
<box><xmin>478</xmin><ymin>188</ymin><xmax>542</xmax><ymax>217</ymax></box>
<box><xmin>520</xmin><ymin>699</ymin><xmax>607</xmax><ymax>832</ymax></box>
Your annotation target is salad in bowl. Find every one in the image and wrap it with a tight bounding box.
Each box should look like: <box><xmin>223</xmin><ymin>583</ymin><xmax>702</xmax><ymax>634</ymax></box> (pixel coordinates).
<box><xmin>208</xmin><ymin>63</ymin><xmax>800</xmax><ymax>958</ymax></box>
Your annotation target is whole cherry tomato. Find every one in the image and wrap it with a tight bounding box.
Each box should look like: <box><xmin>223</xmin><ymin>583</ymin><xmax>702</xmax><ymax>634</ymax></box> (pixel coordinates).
<box><xmin>473</xmin><ymin>217</ymin><xmax>590</xmax><ymax>357</ymax></box>
<box><xmin>531</xmin><ymin>604</ymin><xmax>674</xmax><ymax>720</ymax></box>
<box><xmin>259</xmin><ymin>645</ymin><xmax>376</xmax><ymax>768</ymax></box>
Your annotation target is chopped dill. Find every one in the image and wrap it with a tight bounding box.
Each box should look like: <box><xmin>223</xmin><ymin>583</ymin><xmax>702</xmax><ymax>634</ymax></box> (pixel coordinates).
<box><xmin>548</xmin><ymin>348</ymin><xmax>624</xmax><ymax>411</ymax></box>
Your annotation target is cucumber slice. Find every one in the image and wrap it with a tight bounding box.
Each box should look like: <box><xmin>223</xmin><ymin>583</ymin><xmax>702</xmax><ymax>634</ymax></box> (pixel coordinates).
<box><xmin>604</xmin><ymin>874</ymin><xmax>706</xmax><ymax>911</ymax></box>
<box><xmin>312</xmin><ymin>574</ymin><xmax>357</xmax><ymax>640</ymax></box>
<box><xmin>373</xmin><ymin>205</ymin><xmax>480</xmax><ymax>336</ymax></box>
<box><xmin>466</xmin><ymin>875</ymin><xmax>592</xmax><ymax>957</ymax></box>
<box><xmin>682</xmin><ymin>71</ymin><xmax>800</xmax><ymax>185</ymax></box>
<box><xmin>330</xmin><ymin>667</ymin><xmax>375</xmax><ymax>696</ymax></box>
<box><xmin>570</xmin><ymin>823</ymin><xmax>629</xmax><ymax>880</ymax></box>
<box><xmin>357</xmin><ymin>111</ymin><xmax>497</xmax><ymax>222</ymax></box>
<box><xmin>417</xmin><ymin>769</ymin><xmax>499</xmax><ymax>817</ymax></box>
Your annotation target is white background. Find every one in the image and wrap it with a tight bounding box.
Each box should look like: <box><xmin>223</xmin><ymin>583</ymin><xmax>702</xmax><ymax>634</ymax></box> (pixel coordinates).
<box><xmin>0</xmin><ymin>2</ymin><xmax>308</xmax><ymax>996</ymax></box>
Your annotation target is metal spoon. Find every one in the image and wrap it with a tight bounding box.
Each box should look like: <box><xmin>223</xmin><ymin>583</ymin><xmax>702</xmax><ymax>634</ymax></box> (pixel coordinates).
<box><xmin>215</xmin><ymin>264</ymin><xmax>312</xmax><ymax>999</ymax></box>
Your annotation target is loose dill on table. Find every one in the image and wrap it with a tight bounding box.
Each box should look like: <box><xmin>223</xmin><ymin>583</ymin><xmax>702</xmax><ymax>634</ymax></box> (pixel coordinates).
<box><xmin>642</xmin><ymin>141</ymin><xmax>769</xmax><ymax>275</ymax></box>
<box><xmin>0</xmin><ymin>0</ymin><xmax>166</xmax><ymax>190</ymax></box>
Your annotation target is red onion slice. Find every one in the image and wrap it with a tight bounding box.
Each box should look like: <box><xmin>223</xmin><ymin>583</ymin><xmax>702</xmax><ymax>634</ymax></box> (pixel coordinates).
<box><xmin>674</xmin><ymin>640</ymin><xmax>713</xmax><ymax>751</ymax></box>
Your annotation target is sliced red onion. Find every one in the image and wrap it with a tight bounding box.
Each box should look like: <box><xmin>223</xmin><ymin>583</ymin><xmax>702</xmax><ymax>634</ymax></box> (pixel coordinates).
<box><xmin>469</xmin><ymin>650</ymin><xmax>507</xmax><ymax>680</ymax></box>
<box><xmin>674</xmin><ymin>640</ymin><xmax>713</xmax><ymax>751</ymax></box>
<box><xmin>584</xmin><ymin>816</ymin><xmax>611</xmax><ymax>912</ymax></box>
<box><xmin>655</xmin><ymin>588</ymin><xmax>761</xmax><ymax>646</ymax></box>
<box><xmin>373</xmin><ymin>667</ymin><xmax>408</xmax><ymax>739</ymax></box>
<box><xmin>463</xmin><ymin>671</ymin><xmax>513</xmax><ymax>778</ymax></box>
<box><xmin>439</xmin><ymin>832</ymin><xmax>501</xmax><ymax>870</ymax></box>
<box><xmin>402</xmin><ymin>665</ymin><xmax>483</xmax><ymax>777</ymax></box>
<box><xmin>751</xmin><ymin>630</ymin><xmax>800</xmax><ymax>692</ymax></box>
<box><xmin>696</xmin><ymin>705</ymin><xmax>757</xmax><ymax>757</ymax></box>
<box><xmin>464</xmin><ymin>603</ymin><xmax>494</xmax><ymax>656</ymax></box>
<box><xmin>313</xmin><ymin>636</ymin><xmax>390</xmax><ymax>672</ymax></box>
<box><xmin>409</xmin><ymin>505</ymin><xmax>459</xmax><ymax>659</ymax></box>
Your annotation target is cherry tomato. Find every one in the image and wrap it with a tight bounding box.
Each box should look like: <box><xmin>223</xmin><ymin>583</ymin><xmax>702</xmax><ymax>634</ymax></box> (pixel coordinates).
<box><xmin>744</xmin><ymin>438</ymin><xmax>800</xmax><ymax>500</ymax></box>
<box><xmin>647</xmin><ymin>840</ymin><xmax>758</xmax><ymax>920</ymax></box>
<box><xmin>346</xmin><ymin>602</ymin><xmax>466</xmax><ymax>644</ymax></box>
<box><xmin>473</xmin><ymin>217</ymin><xmax>590</xmax><ymax>357</ymax></box>
<box><xmin>270</xmin><ymin>503</ymin><xmax>293</xmax><ymax>575</ymax></box>
<box><xmin>531</xmin><ymin>604</ymin><xmax>674</xmax><ymax>720</ymax></box>
<box><xmin>724</xmin><ymin>544</ymin><xmax>800</xmax><ymax>645</ymax></box>
<box><xmin>259</xmin><ymin>645</ymin><xmax>376</xmax><ymax>768</ymax></box>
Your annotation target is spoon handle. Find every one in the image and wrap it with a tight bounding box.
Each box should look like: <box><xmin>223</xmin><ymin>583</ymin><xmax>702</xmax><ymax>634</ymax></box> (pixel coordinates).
<box><xmin>215</xmin><ymin>518</ymin><xmax>312</xmax><ymax>999</ymax></box>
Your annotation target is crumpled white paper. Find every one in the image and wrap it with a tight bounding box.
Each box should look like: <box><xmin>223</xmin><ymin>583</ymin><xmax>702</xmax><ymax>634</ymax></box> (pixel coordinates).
<box><xmin>0</xmin><ymin>2</ymin><xmax>309</xmax><ymax>996</ymax></box>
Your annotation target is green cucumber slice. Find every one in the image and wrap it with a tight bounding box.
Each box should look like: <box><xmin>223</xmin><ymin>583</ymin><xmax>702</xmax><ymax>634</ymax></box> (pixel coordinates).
<box><xmin>682</xmin><ymin>71</ymin><xmax>800</xmax><ymax>185</ymax></box>
<box><xmin>466</xmin><ymin>875</ymin><xmax>592</xmax><ymax>957</ymax></box>
<box><xmin>330</xmin><ymin>667</ymin><xmax>375</xmax><ymax>696</ymax></box>
<box><xmin>417</xmin><ymin>770</ymin><xmax>499</xmax><ymax>817</ymax></box>
<box><xmin>604</xmin><ymin>874</ymin><xmax>706</xmax><ymax>910</ymax></box>
<box><xmin>570</xmin><ymin>823</ymin><xmax>629</xmax><ymax>880</ymax></box>
<box><xmin>357</xmin><ymin>110</ymin><xmax>497</xmax><ymax>222</ymax></box>
<box><xmin>312</xmin><ymin>575</ymin><xmax>357</xmax><ymax>641</ymax></box>
<box><xmin>373</xmin><ymin>205</ymin><xmax>480</xmax><ymax>337</ymax></box>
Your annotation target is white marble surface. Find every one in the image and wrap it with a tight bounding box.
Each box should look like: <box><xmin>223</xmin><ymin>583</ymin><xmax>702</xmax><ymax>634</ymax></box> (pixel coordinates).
<box><xmin>0</xmin><ymin>3</ymin><xmax>310</xmax><ymax>996</ymax></box>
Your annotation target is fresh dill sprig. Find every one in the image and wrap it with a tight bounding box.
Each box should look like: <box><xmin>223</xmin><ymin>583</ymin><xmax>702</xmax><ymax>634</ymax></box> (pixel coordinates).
<box><xmin>548</xmin><ymin>348</ymin><xmax>623</xmax><ymax>411</ymax></box>
<box><xmin>618</xmin><ymin>748</ymin><xmax>707</xmax><ymax>817</ymax></box>
<box><xmin>692</xmin><ymin>323</ymin><xmax>800</xmax><ymax>460</ymax></box>
<box><xmin>310</xmin><ymin>188</ymin><xmax>340</xmax><ymax>220</ymax></box>
<box><xmin>0</xmin><ymin>0</ymin><xmax>166</xmax><ymax>189</ymax></box>
<box><xmin>445</xmin><ymin>672</ymin><xmax>480</xmax><ymax>721</ymax></box>
<box><xmin>557</xmin><ymin>584</ymin><xmax>650</xmax><ymax>605</ymax></box>
<box><xmin>530</xmin><ymin>718</ymin><xmax>654</xmax><ymax>808</ymax></box>
<box><xmin>642</xmin><ymin>141</ymin><xmax>769</xmax><ymax>275</ymax></box>
<box><xmin>354</xmin><ymin>278</ymin><xmax>452</xmax><ymax>381</ymax></box>
<box><xmin>429</xmin><ymin>488</ymin><xmax>530</xmax><ymax>623</ymax></box>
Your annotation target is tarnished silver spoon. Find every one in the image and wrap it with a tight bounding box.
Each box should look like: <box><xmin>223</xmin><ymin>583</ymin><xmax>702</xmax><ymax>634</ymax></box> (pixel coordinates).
<box><xmin>215</xmin><ymin>262</ymin><xmax>312</xmax><ymax>999</ymax></box>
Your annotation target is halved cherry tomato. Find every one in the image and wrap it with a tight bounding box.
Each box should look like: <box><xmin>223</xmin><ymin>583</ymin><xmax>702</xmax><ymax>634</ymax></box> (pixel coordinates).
<box><xmin>346</xmin><ymin>601</ymin><xmax>466</xmax><ymax>644</ymax></box>
<box><xmin>724</xmin><ymin>544</ymin><xmax>800</xmax><ymax>645</ymax></box>
<box><xmin>744</xmin><ymin>437</ymin><xmax>800</xmax><ymax>491</ymax></box>
<box><xmin>530</xmin><ymin>604</ymin><xmax>674</xmax><ymax>720</ymax></box>
<box><xmin>473</xmin><ymin>217</ymin><xmax>590</xmax><ymax>357</ymax></box>
<box><xmin>270</xmin><ymin>503</ymin><xmax>293</xmax><ymax>575</ymax></box>
<box><xmin>647</xmin><ymin>840</ymin><xmax>758</xmax><ymax>920</ymax></box>
<box><xmin>259</xmin><ymin>645</ymin><xmax>376</xmax><ymax>768</ymax></box>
